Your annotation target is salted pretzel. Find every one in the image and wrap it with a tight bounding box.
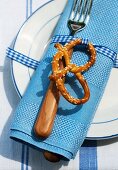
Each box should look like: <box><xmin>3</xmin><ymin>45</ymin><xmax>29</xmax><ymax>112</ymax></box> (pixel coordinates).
<box><xmin>49</xmin><ymin>39</ymin><xmax>96</xmax><ymax>105</ymax></box>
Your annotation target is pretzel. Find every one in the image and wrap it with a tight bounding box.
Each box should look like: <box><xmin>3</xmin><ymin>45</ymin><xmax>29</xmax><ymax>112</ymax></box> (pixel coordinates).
<box><xmin>49</xmin><ymin>39</ymin><xmax>96</xmax><ymax>105</ymax></box>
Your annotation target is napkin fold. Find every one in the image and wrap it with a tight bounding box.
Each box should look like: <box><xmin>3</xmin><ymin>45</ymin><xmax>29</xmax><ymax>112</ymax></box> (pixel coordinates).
<box><xmin>10</xmin><ymin>0</ymin><xmax>118</xmax><ymax>159</ymax></box>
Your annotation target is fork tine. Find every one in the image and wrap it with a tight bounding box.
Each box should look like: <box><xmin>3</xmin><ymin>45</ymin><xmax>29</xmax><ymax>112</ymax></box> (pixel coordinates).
<box><xmin>74</xmin><ymin>0</ymin><xmax>83</xmax><ymax>21</ymax></box>
<box><xmin>69</xmin><ymin>0</ymin><xmax>78</xmax><ymax>20</ymax></box>
<box><xmin>68</xmin><ymin>0</ymin><xmax>93</xmax><ymax>35</ymax></box>
<box><xmin>87</xmin><ymin>0</ymin><xmax>93</xmax><ymax>16</ymax></box>
<box><xmin>78</xmin><ymin>0</ymin><xmax>89</xmax><ymax>22</ymax></box>
<box><xmin>84</xmin><ymin>0</ymin><xmax>93</xmax><ymax>24</ymax></box>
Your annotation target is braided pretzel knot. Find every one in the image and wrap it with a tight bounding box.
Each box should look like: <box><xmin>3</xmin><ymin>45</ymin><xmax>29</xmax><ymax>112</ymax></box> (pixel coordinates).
<box><xmin>49</xmin><ymin>39</ymin><xmax>96</xmax><ymax>105</ymax></box>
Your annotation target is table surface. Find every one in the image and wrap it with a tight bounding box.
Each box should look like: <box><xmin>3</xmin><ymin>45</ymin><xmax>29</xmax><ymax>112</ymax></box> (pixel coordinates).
<box><xmin>0</xmin><ymin>0</ymin><xmax>118</xmax><ymax>170</ymax></box>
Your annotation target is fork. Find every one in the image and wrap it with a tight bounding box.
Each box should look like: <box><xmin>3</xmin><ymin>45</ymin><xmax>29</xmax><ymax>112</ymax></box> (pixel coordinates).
<box><xmin>68</xmin><ymin>0</ymin><xmax>93</xmax><ymax>35</ymax></box>
<box><xmin>34</xmin><ymin>0</ymin><xmax>93</xmax><ymax>162</ymax></box>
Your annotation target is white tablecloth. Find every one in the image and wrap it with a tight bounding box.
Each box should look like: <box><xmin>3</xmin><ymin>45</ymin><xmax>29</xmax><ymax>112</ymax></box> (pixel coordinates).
<box><xmin>0</xmin><ymin>1</ymin><xmax>118</xmax><ymax>170</ymax></box>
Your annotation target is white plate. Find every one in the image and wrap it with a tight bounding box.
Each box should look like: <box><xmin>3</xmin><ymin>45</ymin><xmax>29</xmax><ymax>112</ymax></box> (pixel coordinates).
<box><xmin>12</xmin><ymin>0</ymin><xmax>118</xmax><ymax>139</ymax></box>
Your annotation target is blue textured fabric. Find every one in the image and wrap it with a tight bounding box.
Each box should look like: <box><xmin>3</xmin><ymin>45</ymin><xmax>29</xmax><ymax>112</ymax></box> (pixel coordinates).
<box><xmin>10</xmin><ymin>0</ymin><xmax>118</xmax><ymax>159</ymax></box>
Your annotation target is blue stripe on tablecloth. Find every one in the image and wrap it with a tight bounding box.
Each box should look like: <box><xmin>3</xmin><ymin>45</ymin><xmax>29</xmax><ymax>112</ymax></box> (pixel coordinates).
<box><xmin>21</xmin><ymin>144</ymin><xmax>25</xmax><ymax>170</ymax></box>
<box><xmin>30</xmin><ymin>0</ymin><xmax>32</xmax><ymax>16</ymax></box>
<box><xmin>26</xmin><ymin>0</ymin><xmax>28</xmax><ymax>19</ymax></box>
<box><xmin>79</xmin><ymin>140</ymin><xmax>97</xmax><ymax>170</ymax></box>
<box><xmin>26</xmin><ymin>146</ymin><xmax>29</xmax><ymax>170</ymax></box>
<box><xmin>26</xmin><ymin>0</ymin><xmax>32</xmax><ymax>18</ymax></box>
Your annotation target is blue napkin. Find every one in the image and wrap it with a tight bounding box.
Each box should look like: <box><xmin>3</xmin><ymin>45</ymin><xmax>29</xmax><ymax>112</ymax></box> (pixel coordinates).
<box><xmin>10</xmin><ymin>0</ymin><xmax>118</xmax><ymax>160</ymax></box>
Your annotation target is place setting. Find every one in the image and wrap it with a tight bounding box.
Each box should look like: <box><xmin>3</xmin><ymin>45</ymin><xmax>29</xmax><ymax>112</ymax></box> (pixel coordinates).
<box><xmin>2</xmin><ymin>0</ymin><xmax>118</xmax><ymax>168</ymax></box>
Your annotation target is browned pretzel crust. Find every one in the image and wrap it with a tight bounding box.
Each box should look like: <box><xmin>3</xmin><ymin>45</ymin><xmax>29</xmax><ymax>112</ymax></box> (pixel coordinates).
<box><xmin>49</xmin><ymin>39</ymin><xmax>96</xmax><ymax>105</ymax></box>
